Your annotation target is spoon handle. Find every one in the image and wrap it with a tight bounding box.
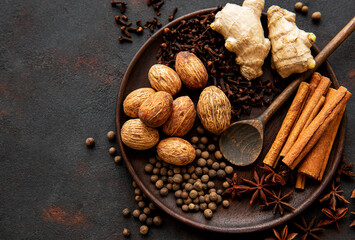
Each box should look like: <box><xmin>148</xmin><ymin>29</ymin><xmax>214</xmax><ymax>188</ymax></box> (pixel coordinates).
<box><xmin>258</xmin><ymin>16</ymin><xmax>355</xmax><ymax>125</ymax></box>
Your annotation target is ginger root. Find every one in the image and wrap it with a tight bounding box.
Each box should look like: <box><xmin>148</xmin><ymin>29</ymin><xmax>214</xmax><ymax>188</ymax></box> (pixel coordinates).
<box><xmin>267</xmin><ymin>6</ymin><xmax>316</xmax><ymax>78</ymax></box>
<box><xmin>211</xmin><ymin>0</ymin><xmax>270</xmax><ymax>80</ymax></box>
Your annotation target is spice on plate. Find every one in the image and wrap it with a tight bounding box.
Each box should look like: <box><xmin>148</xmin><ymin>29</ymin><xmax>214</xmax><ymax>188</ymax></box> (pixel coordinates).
<box><xmin>85</xmin><ymin>137</ymin><xmax>95</xmax><ymax>147</ymax></box>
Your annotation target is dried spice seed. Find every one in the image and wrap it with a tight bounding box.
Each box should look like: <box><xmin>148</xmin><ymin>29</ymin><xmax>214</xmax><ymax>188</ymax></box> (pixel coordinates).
<box><xmin>196</xmin><ymin>126</ymin><xmax>205</xmax><ymax>134</ymax></box>
<box><xmin>140</xmin><ymin>225</ymin><xmax>149</xmax><ymax>235</ymax></box>
<box><xmin>207</xmin><ymin>144</ymin><xmax>216</xmax><ymax>152</ymax></box>
<box><xmin>153</xmin><ymin>216</ymin><xmax>162</xmax><ymax>226</ymax></box>
<box><xmin>294</xmin><ymin>2</ymin><xmax>303</xmax><ymax>11</ymax></box>
<box><xmin>225</xmin><ymin>166</ymin><xmax>233</xmax><ymax>175</ymax></box>
<box><xmin>122</xmin><ymin>208</ymin><xmax>130</xmax><ymax>217</ymax></box>
<box><xmin>85</xmin><ymin>137</ymin><xmax>95</xmax><ymax>147</ymax></box>
<box><xmin>138</xmin><ymin>201</ymin><xmax>145</xmax><ymax>208</ymax></box>
<box><xmin>222</xmin><ymin>200</ymin><xmax>230</xmax><ymax>208</ymax></box>
<box><xmin>123</xmin><ymin>228</ymin><xmax>130</xmax><ymax>238</ymax></box>
<box><xmin>219</xmin><ymin>162</ymin><xmax>226</xmax><ymax>169</ymax></box>
<box><xmin>109</xmin><ymin>147</ymin><xmax>116</xmax><ymax>155</ymax></box>
<box><xmin>132</xmin><ymin>209</ymin><xmax>140</xmax><ymax>218</ymax></box>
<box><xmin>215</xmin><ymin>151</ymin><xmax>223</xmax><ymax>160</ymax></box>
<box><xmin>204</xmin><ymin>209</ymin><xmax>213</xmax><ymax>219</ymax></box>
<box><xmin>107</xmin><ymin>131</ymin><xmax>116</xmax><ymax>141</ymax></box>
<box><xmin>139</xmin><ymin>213</ymin><xmax>147</xmax><ymax>223</ymax></box>
<box><xmin>145</xmin><ymin>163</ymin><xmax>154</xmax><ymax>173</ymax></box>
<box><xmin>114</xmin><ymin>155</ymin><xmax>122</xmax><ymax>163</ymax></box>
<box><xmin>208</xmin><ymin>202</ymin><xmax>217</xmax><ymax>211</ymax></box>
<box><xmin>200</xmin><ymin>137</ymin><xmax>208</xmax><ymax>145</ymax></box>
<box><xmin>312</xmin><ymin>12</ymin><xmax>322</xmax><ymax>22</ymax></box>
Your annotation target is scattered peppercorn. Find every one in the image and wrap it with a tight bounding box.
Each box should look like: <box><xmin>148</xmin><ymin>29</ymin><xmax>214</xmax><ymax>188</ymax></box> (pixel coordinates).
<box><xmin>222</xmin><ymin>200</ymin><xmax>230</xmax><ymax>208</ymax></box>
<box><xmin>217</xmin><ymin>169</ymin><xmax>226</xmax><ymax>179</ymax></box>
<box><xmin>204</xmin><ymin>209</ymin><xmax>213</xmax><ymax>219</ymax></box>
<box><xmin>122</xmin><ymin>208</ymin><xmax>130</xmax><ymax>217</ymax></box>
<box><xmin>85</xmin><ymin>137</ymin><xmax>95</xmax><ymax>147</ymax></box>
<box><xmin>208</xmin><ymin>202</ymin><xmax>217</xmax><ymax>211</ymax></box>
<box><xmin>182</xmin><ymin>204</ymin><xmax>189</xmax><ymax>212</ymax></box>
<box><xmin>201</xmin><ymin>174</ymin><xmax>209</xmax><ymax>183</ymax></box>
<box><xmin>149</xmin><ymin>202</ymin><xmax>156</xmax><ymax>210</ymax></box>
<box><xmin>200</xmin><ymin>136</ymin><xmax>208</xmax><ymax>145</ymax></box>
<box><xmin>155</xmin><ymin>179</ymin><xmax>164</xmax><ymax>189</ymax></box>
<box><xmin>195</xmin><ymin>149</ymin><xmax>202</xmax><ymax>157</ymax></box>
<box><xmin>215</xmin><ymin>151</ymin><xmax>223</xmax><ymax>160</ymax></box>
<box><xmin>207</xmin><ymin>144</ymin><xmax>216</xmax><ymax>152</ymax></box>
<box><xmin>123</xmin><ymin>228</ymin><xmax>130</xmax><ymax>238</ymax></box>
<box><xmin>109</xmin><ymin>147</ymin><xmax>116</xmax><ymax>155</ymax></box>
<box><xmin>223</xmin><ymin>181</ymin><xmax>230</xmax><ymax>188</ymax></box>
<box><xmin>301</xmin><ymin>5</ymin><xmax>309</xmax><ymax>14</ymax></box>
<box><xmin>219</xmin><ymin>162</ymin><xmax>226</xmax><ymax>169</ymax></box>
<box><xmin>312</xmin><ymin>12</ymin><xmax>322</xmax><ymax>22</ymax></box>
<box><xmin>225</xmin><ymin>166</ymin><xmax>233</xmax><ymax>175</ymax></box>
<box><xmin>153</xmin><ymin>216</ymin><xmax>162</xmax><ymax>226</ymax></box>
<box><xmin>197</xmin><ymin>126</ymin><xmax>205</xmax><ymax>134</ymax></box>
<box><xmin>145</xmin><ymin>163</ymin><xmax>154</xmax><ymax>173</ymax></box>
<box><xmin>139</xmin><ymin>213</ymin><xmax>147</xmax><ymax>223</ymax></box>
<box><xmin>114</xmin><ymin>155</ymin><xmax>122</xmax><ymax>163</ymax></box>
<box><xmin>132</xmin><ymin>209</ymin><xmax>140</xmax><ymax>218</ymax></box>
<box><xmin>201</xmin><ymin>151</ymin><xmax>210</xmax><ymax>159</ymax></box>
<box><xmin>146</xmin><ymin>217</ymin><xmax>153</xmax><ymax>226</ymax></box>
<box><xmin>160</xmin><ymin>187</ymin><xmax>169</xmax><ymax>196</ymax></box>
<box><xmin>138</xmin><ymin>201</ymin><xmax>145</xmax><ymax>208</ymax></box>
<box><xmin>107</xmin><ymin>131</ymin><xmax>116</xmax><ymax>141</ymax></box>
<box><xmin>191</xmin><ymin>136</ymin><xmax>199</xmax><ymax>144</ymax></box>
<box><xmin>294</xmin><ymin>2</ymin><xmax>303</xmax><ymax>11</ymax></box>
<box><xmin>140</xmin><ymin>225</ymin><xmax>149</xmax><ymax>235</ymax></box>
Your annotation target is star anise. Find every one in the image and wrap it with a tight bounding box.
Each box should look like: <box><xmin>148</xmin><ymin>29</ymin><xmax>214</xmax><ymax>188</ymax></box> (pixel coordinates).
<box><xmin>336</xmin><ymin>156</ymin><xmax>355</xmax><ymax>181</ymax></box>
<box><xmin>222</xmin><ymin>172</ymin><xmax>240</xmax><ymax>199</ymax></box>
<box><xmin>319</xmin><ymin>181</ymin><xmax>349</xmax><ymax>211</ymax></box>
<box><xmin>263</xmin><ymin>189</ymin><xmax>295</xmax><ymax>215</ymax></box>
<box><xmin>293</xmin><ymin>216</ymin><xmax>324</xmax><ymax>240</ymax></box>
<box><xmin>265</xmin><ymin>225</ymin><xmax>297</xmax><ymax>240</ymax></box>
<box><xmin>259</xmin><ymin>164</ymin><xmax>287</xmax><ymax>185</ymax></box>
<box><xmin>350</xmin><ymin>212</ymin><xmax>355</xmax><ymax>227</ymax></box>
<box><xmin>236</xmin><ymin>169</ymin><xmax>273</xmax><ymax>205</ymax></box>
<box><xmin>318</xmin><ymin>207</ymin><xmax>348</xmax><ymax>231</ymax></box>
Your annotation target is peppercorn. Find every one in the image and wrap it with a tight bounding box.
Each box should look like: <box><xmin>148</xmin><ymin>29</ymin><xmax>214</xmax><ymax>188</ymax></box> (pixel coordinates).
<box><xmin>140</xmin><ymin>225</ymin><xmax>149</xmax><ymax>235</ymax></box>
<box><xmin>215</xmin><ymin>151</ymin><xmax>223</xmax><ymax>160</ymax></box>
<box><xmin>198</xmin><ymin>190</ymin><xmax>204</xmax><ymax>196</ymax></box>
<box><xmin>202</xmin><ymin>167</ymin><xmax>209</xmax><ymax>174</ymax></box>
<box><xmin>204</xmin><ymin>209</ymin><xmax>213</xmax><ymax>219</ymax></box>
<box><xmin>153</xmin><ymin>216</ymin><xmax>162</xmax><ymax>226</ymax></box>
<box><xmin>132</xmin><ymin>181</ymin><xmax>137</xmax><ymax>188</ymax></box>
<box><xmin>144</xmin><ymin>164</ymin><xmax>154</xmax><ymax>173</ymax></box>
<box><xmin>161</xmin><ymin>176</ymin><xmax>167</xmax><ymax>183</ymax></box>
<box><xmin>208</xmin><ymin>169</ymin><xmax>217</xmax><ymax>178</ymax></box>
<box><xmin>189</xmin><ymin>190</ymin><xmax>198</xmax><ymax>199</ymax></box>
<box><xmin>148</xmin><ymin>157</ymin><xmax>156</xmax><ymax>165</ymax></box>
<box><xmin>183</xmin><ymin>173</ymin><xmax>190</xmax><ymax>181</ymax></box>
<box><xmin>195</xmin><ymin>167</ymin><xmax>203</xmax><ymax>176</ymax></box>
<box><xmin>200</xmin><ymin>202</ymin><xmax>207</xmax><ymax>211</ymax></box>
<box><xmin>146</xmin><ymin>217</ymin><xmax>153</xmax><ymax>226</ymax></box>
<box><xmin>134</xmin><ymin>188</ymin><xmax>142</xmax><ymax>196</ymax></box>
<box><xmin>143</xmin><ymin>207</ymin><xmax>151</xmax><ymax>215</ymax></box>
<box><xmin>172</xmin><ymin>183</ymin><xmax>180</xmax><ymax>191</ymax></box>
<box><xmin>188</xmin><ymin>203</ymin><xmax>195</xmax><ymax>210</ymax></box>
<box><xmin>173</xmin><ymin>174</ymin><xmax>183</xmax><ymax>183</ymax></box>
<box><xmin>208</xmin><ymin>202</ymin><xmax>217</xmax><ymax>211</ymax></box>
<box><xmin>109</xmin><ymin>147</ymin><xmax>116</xmax><ymax>155</ymax></box>
<box><xmin>216</xmin><ymin>194</ymin><xmax>222</xmax><ymax>204</ymax></box>
<box><xmin>184</xmin><ymin>198</ymin><xmax>192</xmax><ymax>204</ymax></box>
<box><xmin>155</xmin><ymin>179</ymin><xmax>164</xmax><ymax>189</ymax></box>
<box><xmin>206</xmin><ymin>159</ymin><xmax>213</xmax><ymax>166</ymax></box>
<box><xmin>225</xmin><ymin>166</ymin><xmax>233</xmax><ymax>174</ymax></box>
<box><xmin>312</xmin><ymin>12</ymin><xmax>322</xmax><ymax>22</ymax></box>
<box><xmin>209</xmin><ymin>188</ymin><xmax>216</xmax><ymax>193</ymax></box>
<box><xmin>187</xmin><ymin>165</ymin><xmax>195</xmax><ymax>174</ymax></box>
<box><xmin>181</xmin><ymin>191</ymin><xmax>188</xmax><ymax>199</ymax></box>
<box><xmin>138</xmin><ymin>201</ymin><xmax>145</xmax><ymax>208</ymax></box>
<box><xmin>191</xmin><ymin>173</ymin><xmax>198</xmax><ymax>180</ymax></box>
<box><xmin>149</xmin><ymin>202</ymin><xmax>156</xmax><ymax>210</ymax></box>
<box><xmin>132</xmin><ymin>209</ymin><xmax>140</xmax><ymax>218</ymax></box>
<box><xmin>156</xmin><ymin>161</ymin><xmax>162</xmax><ymax>168</ymax></box>
<box><xmin>207</xmin><ymin>181</ymin><xmax>215</xmax><ymax>189</ymax></box>
<box><xmin>191</xmin><ymin>136</ymin><xmax>199</xmax><ymax>144</ymax></box>
<box><xmin>201</xmin><ymin>174</ymin><xmax>209</xmax><ymax>183</ymax></box>
<box><xmin>222</xmin><ymin>200</ymin><xmax>230</xmax><ymax>208</ymax></box>
<box><xmin>182</xmin><ymin>204</ymin><xmax>189</xmax><ymax>212</ymax></box>
<box><xmin>294</xmin><ymin>2</ymin><xmax>303</xmax><ymax>11</ymax></box>
<box><xmin>150</xmin><ymin>175</ymin><xmax>159</xmax><ymax>183</ymax></box>
<box><xmin>166</xmin><ymin>183</ymin><xmax>172</xmax><ymax>190</ymax></box>
<box><xmin>217</xmin><ymin>169</ymin><xmax>226</xmax><ymax>179</ymax></box>
<box><xmin>200</xmin><ymin>136</ymin><xmax>208</xmax><ymax>145</ymax></box>
<box><xmin>223</xmin><ymin>181</ymin><xmax>230</xmax><ymax>189</ymax></box>
<box><xmin>209</xmin><ymin>192</ymin><xmax>218</xmax><ymax>202</ymax></box>
<box><xmin>176</xmin><ymin>198</ymin><xmax>183</xmax><ymax>206</ymax></box>
<box><xmin>219</xmin><ymin>162</ymin><xmax>226</xmax><ymax>169</ymax></box>
<box><xmin>167</xmin><ymin>169</ymin><xmax>174</xmax><ymax>176</ymax></box>
<box><xmin>207</xmin><ymin>144</ymin><xmax>216</xmax><ymax>152</ymax></box>
<box><xmin>199</xmin><ymin>196</ymin><xmax>205</xmax><ymax>203</ymax></box>
<box><xmin>197</xmin><ymin>158</ymin><xmax>207</xmax><ymax>167</ymax></box>
<box><xmin>301</xmin><ymin>5</ymin><xmax>309</xmax><ymax>14</ymax></box>
<box><xmin>212</xmin><ymin>162</ymin><xmax>219</xmax><ymax>170</ymax></box>
<box><xmin>194</xmin><ymin>204</ymin><xmax>200</xmax><ymax>212</ymax></box>
<box><xmin>123</xmin><ymin>228</ymin><xmax>130</xmax><ymax>238</ymax></box>
<box><xmin>107</xmin><ymin>131</ymin><xmax>116</xmax><ymax>141</ymax></box>
<box><xmin>175</xmin><ymin>190</ymin><xmax>182</xmax><ymax>198</ymax></box>
<box><xmin>187</xmin><ymin>179</ymin><xmax>195</xmax><ymax>185</ymax></box>
<box><xmin>197</xmin><ymin>143</ymin><xmax>206</xmax><ymax>150</ymax></box>
<box><xmin>204</xmin><ymin>194</ymin><xmax>210</xmax><ymax>203</ymax></box>
<box><xmin>85</xmin><ymin>137</ymin><xmax>95</xmax><ymax>147</ymax></box>
<box><xmin>122</xmin><ymin>208</ymin><xmax>130</xmax><ymax>217</ymax></box>
<box><xmin>195</xmin><ymin>149</ymin><xmax>202</xmax><ymax>157</ymax></box>
<box><xmin>160</xmin><ymin>187</ymin><xmax>169</xmax><ymax>196</ymax></box>
<box><xmin>173</xmin><ymin>167</ymin><xmax>181</xmax><ymax>174</ymax></box>
<box><xmin>197</xmin><ymin>126</ymin><xmax>205</xmax><ymax>134</ymax></box>
<box><xmin>185</xmin><ymin>183</ymin><xmax>193</xmax><ymax>191</ymax></box>
<box><xmin>152</xmin><ymin>167</ymin><xmax>159</xmax><ymax>175</ymax></box>
<box><xmin>135</xmin><ymin>195</ymin><xmax>143</xmax><ymax>202</ymax></box>
<box><xmin>193</xmin><ymin>181</ymin><xmax>202</xmax><ymax>191</ymax></box>
<box><xmin>139</xmin><ymin>213</ymin><xmax>147</xmax><ymax>223</ymax></box>
<box><xmin>201</xmin><ymin>151</ymin><xmax>210</xmax><ymax>159</ymax></box>
<box><xmin>114</xmin><ymin>156</ymin><xmax>122</xmax><ymax>163</ymax></box>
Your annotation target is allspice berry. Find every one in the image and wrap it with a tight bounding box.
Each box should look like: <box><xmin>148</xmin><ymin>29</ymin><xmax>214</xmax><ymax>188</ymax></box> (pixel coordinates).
<box><xmin>301</xmin><ymin>5</ymin><xmax>309</xmax><ymax>14</ymax></box>
<box><xmin>225</xmin><ymin>166</ymin><xmax>233</xmax><ymax>175</ymax></box>
<box><xmin>122</xmin><ymin>208</ymin><xmax>130</xmax><ymax>217</ymax></box>
<box><xmin>139</xmin><ymin>213</ymin><xmax>147</xmax><ymax>223</ymax></box>
<box><xmin>204</xmin><ymin>209</ymin><xmax>213</xmax><ymax>219</ymax></box>
<box><xmin>153</xmin><ymin>216</ymin><xmax>162</xmax><ymax>226</ymax></box>
<box><xmin>294</xmin><ymin>2</ymin><xmax>303</xmax><ymax>11</ymax></box>
<box><xmin>312</xmin><ymin>12</ymin><xmax>322</xmax><ymax>22</ymax></box>
<box><xmin>132</xmin><ymin>209</ymin><xmax>140</xmax><ymax>218</ymax></box>
<box><xmin>109</xmin><ymin>147</ymin><xmax>116</xmax><ymax>155</ymax></box>
<box><xmin>114</xmin><ymin>156</ymin><xmax>122</xmax><ymax>163</ymax></box>
<box><xmin>123</xmin><ymin>228</ymin><xmax>130</xmax><ymax>238</ymax></box>
<box><xmin>85</xmin><ymin>137</ymin><xmax>95</xmax><ymax>147</ymax></box>
<box><xmin>140</xmin><ymin>225</ymin><xmax>149</xmax><ymax>235</ymax></box>
<box><xmin>107</xmin><ymin>131</ymin><xmax>116</xmax><ymax>141</ymax></box>
<box><xmin>215</xmin><ymin>151</ymin><xmax>223</xmax><ymax>160</ymax></box>
<box><xmin>222</xmin><ymin>200</ymin><xmax>230</xmax><ymax>208</ymax></box>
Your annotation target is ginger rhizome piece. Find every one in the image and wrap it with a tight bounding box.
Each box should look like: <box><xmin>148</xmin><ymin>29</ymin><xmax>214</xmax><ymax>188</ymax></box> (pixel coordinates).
<box><xmin>211</xmin><ymin>0</ymin><xmax>270</xmax><ymax>80</ymax></box>
<box><xmin>267</xmin><ymin>6</ymin><xmax>316</xmax><ymax>78</ymax></box>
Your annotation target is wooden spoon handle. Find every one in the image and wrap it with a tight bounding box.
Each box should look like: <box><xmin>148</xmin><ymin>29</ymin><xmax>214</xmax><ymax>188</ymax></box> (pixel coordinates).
<box><xmin>259</xmin><ymin>16</ymin><xmax>355</xmax><ymax>125</ymax></box>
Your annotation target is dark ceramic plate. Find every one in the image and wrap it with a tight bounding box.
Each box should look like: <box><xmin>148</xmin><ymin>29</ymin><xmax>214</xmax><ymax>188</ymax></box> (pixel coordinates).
<box><xmin>115</xmin><ymin>8</ymin><xmax>346</xmax><ymax>233</ymax></box>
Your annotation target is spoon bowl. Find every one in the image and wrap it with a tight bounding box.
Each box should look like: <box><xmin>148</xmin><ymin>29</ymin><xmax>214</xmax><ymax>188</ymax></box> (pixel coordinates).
<box><xmin>219</xmin><ymin>120</ymin><xmax>263</xmax><ymax>166</ymax></box>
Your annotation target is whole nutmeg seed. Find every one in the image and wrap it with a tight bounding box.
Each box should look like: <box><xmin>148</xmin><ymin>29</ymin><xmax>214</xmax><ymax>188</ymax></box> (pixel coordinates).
<box><xmin>157</xmin><ymin>137</ymin><xmax>196</xmax><ymax>166</ymax></box>
<box><xmin>120</xmin><ymin>119</ymin><xmax>159</xmax><ymax>150</ymax></box>
<box><xmin>139</xmin><ymin>91</ymin><xmax>173</xmax><ymax>128</ymax></box>
<box><xmin>197</xmin><ymin>86</ymin><xmax>231</xmax><ymax>135</ymax></box>
<box><xmin>148</xmin><ymin>64</ymin><xmax>182</xmax><ymax>96</ymax></box>
<box><xmin>175</xmin><ymin>51</ymin><xmax>208</xmax><ymax>90</ymax></box>
<box><xmin>163</xmin><ymin>96</ymin><xmax>196</xmax><ymax>137</ymax></box>
<box><xmin>123</xmin><ymin>88</ymin><xmax>156</xmax><ymax>118</ymax></box>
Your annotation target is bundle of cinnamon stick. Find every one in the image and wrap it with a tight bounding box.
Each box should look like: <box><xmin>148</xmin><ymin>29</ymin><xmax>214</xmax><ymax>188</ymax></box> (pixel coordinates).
<box><xmin>263</xmin><ymin>72</ymin><xmax>351</xmax><ymax>188</ymax></box>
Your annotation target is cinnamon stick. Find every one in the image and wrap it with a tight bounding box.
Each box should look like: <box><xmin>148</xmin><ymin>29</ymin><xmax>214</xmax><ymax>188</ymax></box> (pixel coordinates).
<box><xmin>295</xmin><ymin>173</ymin><xmax>305</xmax><ymax>190</ymax></box>
<box><xmin>282</xmin><ymin>87</ymin><xmax>351</xmax><ymax>169</ymax></box>
<box><xmin>308</xmin><ymin>72</ymin><xmax>322</xmax><ymax>97</ymax></box>
<box><xmin>280</xmin><ymin>76</ymin><xmax>331</xmax><ymax>157</ymax></box>
<box><xmin>303</xmin><ymin>96</ymin><xmax>325</xmax><ymax>129</ymax></box>
<box><xmin>298</xmin><ymin>89</ymin><xmax>346</xmax><ymax>180</ymax></box>
<box><xmin>263</xmin><ymin>82</ymin><xmax>310</xmax><ymax>168</ymax></box>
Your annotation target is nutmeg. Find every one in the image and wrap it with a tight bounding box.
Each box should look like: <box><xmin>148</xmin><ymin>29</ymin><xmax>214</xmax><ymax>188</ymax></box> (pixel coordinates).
<box><xmin>148</xmin><ymin>64</ymin><xmax>182</xmax><ymax>96</ymax></box>
<box><xmin>157</xmin><ymin>137</ymin><xmax>196</xmax><ymax>165</ymax></box>
<box><xmin>175</xmin><ymin>51</ymin><xmax>208</xmax><ymax>90</ymax></box>
<box><xmin>139</xmin><ymin>91</ymin><xmax>173</xmax><ymax>128</ymax></box>
<box><xmin>197</xmin><ymin>86</ymin><xmax>231</xmax><ymax>135</ymax></box>
<box><xmin>163</xmin><ymin>96</ymin><xmax>196</xmax><ymax>137</ymax></box>
<box><xmin>121</xmin><ymin>119</ymin><xmax>159</xmax><ymax>150</ymax></box>
<box><xmin>123</xmin><ymin>88</ymin><xmax>156</xmax><ymax>118</ymax></box>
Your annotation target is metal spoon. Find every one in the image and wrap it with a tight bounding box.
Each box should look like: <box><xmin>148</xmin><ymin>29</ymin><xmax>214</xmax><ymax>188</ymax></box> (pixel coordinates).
<box><xmin>219</xmin><ymin>17</ymin><xmax>355</xmax><ymax>166</ymax></box>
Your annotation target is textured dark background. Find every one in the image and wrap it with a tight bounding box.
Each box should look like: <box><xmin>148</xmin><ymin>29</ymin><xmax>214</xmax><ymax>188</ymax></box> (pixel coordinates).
<box><xmin>0</xmin><ymin>0</ymin><xmax>354</xmax><ymax>239</ymax></box>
